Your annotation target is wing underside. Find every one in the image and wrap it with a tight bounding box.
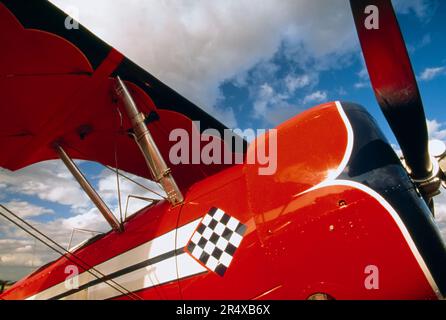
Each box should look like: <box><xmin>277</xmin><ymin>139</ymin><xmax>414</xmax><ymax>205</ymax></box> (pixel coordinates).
<box><xmin>0</xmin><ymin>0</ymin><xmax>244</xmax><ymax>191</ymax></box>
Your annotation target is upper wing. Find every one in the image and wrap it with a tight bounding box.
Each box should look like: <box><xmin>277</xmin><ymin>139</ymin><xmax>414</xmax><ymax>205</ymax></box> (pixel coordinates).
<box><xmin>0</xmin><ymin>0</ymin><xmax>245</xmax><ymax>191</ymax></box>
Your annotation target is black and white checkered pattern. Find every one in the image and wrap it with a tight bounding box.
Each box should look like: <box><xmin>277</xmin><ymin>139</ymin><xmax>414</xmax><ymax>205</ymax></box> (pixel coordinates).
<box><xmin>185</xmin><ymin>207</ymin><xmax>247</xmax><ymax>276</ymax></box>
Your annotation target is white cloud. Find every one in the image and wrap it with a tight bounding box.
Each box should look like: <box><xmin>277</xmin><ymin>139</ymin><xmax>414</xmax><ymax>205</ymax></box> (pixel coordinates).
<box><xmin>46</xmin><ymin>0</ymin><xmax>434</xmax><ymax>130</ymax></box>
<box><xmin>337</xmin><ymin>87</ymin><xmax>347</xmax><ymax>96</ymax></box>
<box><xmin>253</xmin><ymin>83</ymin><xmax>275</xmax><ymax>118</ymax></box>
<box><xmin>252</xmin><ymin>83</ymin><xmax>301</xmax><ymax>126</ymax></box>
<box><xmin>2</xmin><ymin>201</ymin><xmax>54</xmax><ymax>219</ymax></box>
<box><xmin>354</xmin><ymin>82</ymin><xmax>369</xmax><ymax>89</ymax></box>
<box><xmin>15</xmin><ymin>245</ymin><xmax>33</xmax><ymax>253</ymax></box>
<box><xmin>418</xmin><ymin>33</ymin><xmax>432</xmax><ymax>47</ymax></box>
<box><xmin>0</xmin><ymin>161</ymin><xmax>90</xmax><ymax>209</ymax></box>
<box><xmin>354</xmin><ymin>56</ymin><xmax>370</xmax><ymax>89</ymax></box>
<box><xmin>419</xmin><ymin>66</ymin><xmax>446</xmax><ymax>81</ymax></box>
<box><xmin>0</xmin><ymin>238</ymin><xmax>45</xmax><ymax>268</ymax></box>
<box><xmin>0</xmin><ymin>160</ymin><xmax>163</xmax><ymax>279</ymax></box>
<box><xmin>357</xmin><ymin>66</ymin><xmax>369</xmax><ymax>80</ymax></box>
<box><xmin>49</xmin><ymin>0</ymin><xmax>359</xmax><ymax>128</ymax></box>
<box><xmin>393</xmin><ymin>0</ymin><xmax>437</xmax><ymax>20</ymax></box>
<box><xmin>0</xmin><ymin>252</ymin><xmax>42</xmax><ymax>268</ymax></box>
<box><xmin>427</xmin><ymin>119</ymin><xmax>446</xmax><ymax>140</ymax></box>
<box><xmin>0</xmin><ymin>162</ymin><xmax>96</xmax><ymax>276</ymax></box>
<box><xmin>303</xmin><ymin>90</ymin><xmax>327</xmax><ymax>104</ymax></box>
<box><xmin>0</xmin><ymin>207</ymin><xmax>109</xmax><ymax>272</ymax></box>
<box><xmin>408</xmin><ymin>33</ymin><xmax>432</xmax><ymax>53</ymax></box>
<box><xmin>285</xmin><ymin>74</ymin><xmax>312</xmax><ymax>94</ymax></box>
<box><xmin>60</xmin><ymin>207</ymin><xmax>108</xmax><ymax>231</ymax></box>
<box><xmin>96</xmin><ymin>168</ymin><xmax>165</xmax><ymax>218</ymax></box>
<box><xmin>1</xmin><ymin>0</ymin><xmax>439</xmax><ymax>281</ymax></box>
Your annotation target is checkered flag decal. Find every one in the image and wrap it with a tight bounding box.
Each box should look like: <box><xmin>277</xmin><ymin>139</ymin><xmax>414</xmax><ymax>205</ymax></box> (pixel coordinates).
<box><xmin>186</xmin><ymin>207</ymin><xmax>247</xmax><ymax>276</ymax></box>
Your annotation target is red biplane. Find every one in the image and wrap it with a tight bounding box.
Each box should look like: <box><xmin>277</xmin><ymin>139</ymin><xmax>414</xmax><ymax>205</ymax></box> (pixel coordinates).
<box><xmin>0</xmin><ymin>0</ymin><xmax>445</xmax><ymax>300</ymax></box>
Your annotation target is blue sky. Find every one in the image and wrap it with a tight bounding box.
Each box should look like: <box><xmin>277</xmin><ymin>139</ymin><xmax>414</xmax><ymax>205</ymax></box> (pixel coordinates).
<box><xmin>217</xmin><ymin>0</ymin><xmax>446</xmax><ymax>136</ymax></box>
<box><xmin>1</xmin><ymin>0</ymin><xmax>446</xmax><ymax>281</ymax></box>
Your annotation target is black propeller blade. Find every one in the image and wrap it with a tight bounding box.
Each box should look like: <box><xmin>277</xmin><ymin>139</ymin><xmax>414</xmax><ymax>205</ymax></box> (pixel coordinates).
<box><xmin>350</xmin><ymin>0</ymin><xmax>433</xmax><ymax>182</ymax></box>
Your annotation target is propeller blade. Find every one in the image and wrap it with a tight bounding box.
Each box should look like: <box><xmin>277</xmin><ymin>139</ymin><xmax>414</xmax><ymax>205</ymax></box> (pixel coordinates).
<box><xmin>350</xmin><ymin>0</ymin><xmax>433</xmax><ymax>181</ymax></box>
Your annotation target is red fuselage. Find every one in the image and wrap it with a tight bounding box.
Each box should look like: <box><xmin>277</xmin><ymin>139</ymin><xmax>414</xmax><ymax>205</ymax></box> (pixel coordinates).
<box><xmin>2</xmin><ymin>101</ymin><xmax>444</xmax><ymax>300</ymax></box>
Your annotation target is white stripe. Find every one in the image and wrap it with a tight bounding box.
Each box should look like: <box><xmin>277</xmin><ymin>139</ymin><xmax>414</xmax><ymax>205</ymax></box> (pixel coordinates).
<box><xmin>177</xmin><ymin>253</ymin><xmax>208</xmax><ymax>279</ymax></box>
<box><xmin>296</xmin><ymin>101</ymin><xmax>354</xmax><ymax>198</ymax></box>
<box><xmin>26</xmin><ymin>218</ymin><xmax>203</xmax><ymax>300</ymax></box>
<box><xmin>311</xmin><ymin>179</ymin><xmax>442</xmax><ymax>299</ymax></box>
<box><xmin>297</xmin><ymin>101</ymin><xmax>442</xmax><ymax>299</ymax></box>
<box><xmin>332</xmin><ymin>101</ymin><xmax>355</xmax><ymax>180</ymax></box>
<box><xmin>66</xmin><ymin>254</ymin><xmax>208</xmax><ymax>300</ymax></box>
<box><xmin>176</xmin><ymin>218</ymin><xmax>201</xmax><ymax>250</ymax></box>
<box><xmin>64</xmin><ymin>256</ymin><xmax>179</xmax><ymax>300</ymax></box>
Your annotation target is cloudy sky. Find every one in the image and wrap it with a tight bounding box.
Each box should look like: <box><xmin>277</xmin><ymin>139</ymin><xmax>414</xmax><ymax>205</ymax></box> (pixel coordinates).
<box><xmin>1</xmin><ymin>0</ymin><xmax>446</xmax><ymax>281</ymax></box>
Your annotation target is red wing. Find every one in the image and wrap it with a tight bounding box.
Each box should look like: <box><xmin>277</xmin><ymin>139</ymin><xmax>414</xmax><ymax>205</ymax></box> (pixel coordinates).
<box><xmin>0</xmin><ymin>0</ymin><xmax>245</xmax><ymax>191</ymax></box>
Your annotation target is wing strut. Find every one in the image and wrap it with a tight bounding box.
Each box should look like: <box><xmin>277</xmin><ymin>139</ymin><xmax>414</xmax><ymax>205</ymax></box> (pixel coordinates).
<box><xmin>55</xmin><ymin>145</ymin><xmax>123</xmax><ymax>232</ymax></box>
<box><xmin>115</xmin><ymin>77</ymin><xmax>184</xmax><ymax>206</ymax></box>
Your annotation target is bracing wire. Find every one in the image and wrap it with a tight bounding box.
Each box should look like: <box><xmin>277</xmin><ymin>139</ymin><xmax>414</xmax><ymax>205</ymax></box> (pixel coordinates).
<box><xmin>103</xmin><ymin>164</ymin><xmax>167</xmax><ymax>200</ymax></box>
<box><xmin>114</xmin><ymin>143</ymin><xmax>124</xmax><ymax>224</ymax></box>
<box><xmin>0</xmin><ymin>205</ymin><xmax>142</xmax><ymax>300</ymax></box>
<box><xmin>114</xmin><ymin>107</ymin><xmax>124</xmax><ymax>224</ymax></box>
<box><xmin>61</xmin><ymin>128</ymin><xmax>168</xmax><ymax>201</ymax></box>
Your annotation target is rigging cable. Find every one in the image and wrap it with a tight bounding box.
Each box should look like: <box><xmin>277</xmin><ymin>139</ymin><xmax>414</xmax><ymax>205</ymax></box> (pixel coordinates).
<box><xmin>104</xmin><ymin>164</ymin><xmax>167</xmax><ymax>199</ymax></box>
<box><xmin>60</xmin><ymin>144</ymin><xmax>167</xmax><ymax>200</ymax></box>
<box><xmin>0</xmin><ymin>205</ymin><xmax>142</xmax><ymax>300</ymax></box>
<box><xmin>114</xmin><ymin>107</ymin><xmax>124</xmax><ymax>224</ymax></box>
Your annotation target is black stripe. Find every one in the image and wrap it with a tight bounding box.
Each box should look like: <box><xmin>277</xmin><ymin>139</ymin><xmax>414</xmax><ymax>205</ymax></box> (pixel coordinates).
<box><xmin>340</xmin><ymin>102</ymin><xmax>446</xmax><ymax>297</ymax></box>
<box><xmin>106</xmin><ymin>270</ymin><xmax>208</xmax><ymax>300</ymax></box>
<box><xmin>111</xmin><ymin>59</ymin><xmax>247</xmax><ymax>152</ymax></box>
<box><xmin>49</xmin><ymin>248</ymin><xmax>185</xmax><ymax>300</ymax></box>
<box><xmin>1</xmin><ymin>0</ymin><xmax>247</xmax><ymax>152</ymax></box>
<box><xmin>2</xmin><ymin>0</ymin><xmax>110</xmax><ymax>69</ymax></box>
